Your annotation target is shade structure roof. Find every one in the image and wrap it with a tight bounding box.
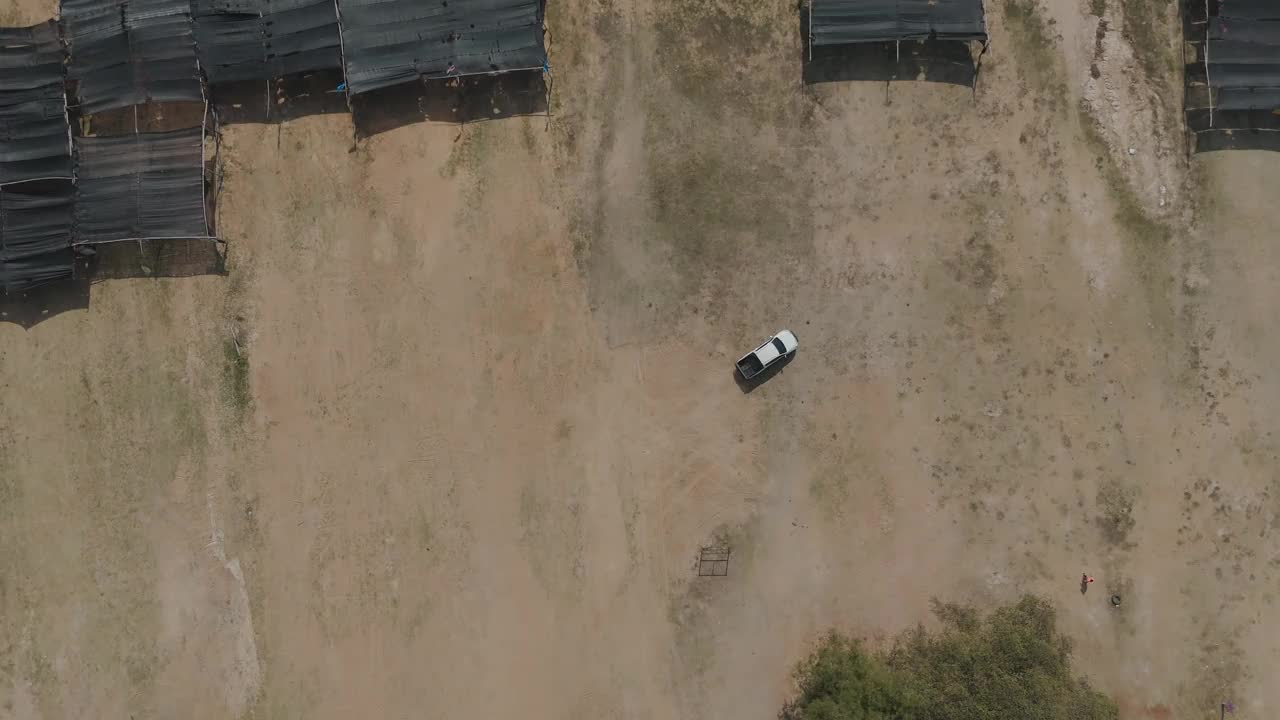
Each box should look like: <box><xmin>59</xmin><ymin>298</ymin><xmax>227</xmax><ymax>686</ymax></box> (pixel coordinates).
<box><xmin>193</xmin><ymin>0</ymin><xmax>344</xmax><ymax>85</ymax></box>
<box><xmin>337</xmin><ymin>0</ymin><xmax>545</xmax><ymax>95</ymax></box>
<box><xmin>810</xmin><ymin>0</ymin><xmax>987</xmax><ymax>46</ymax></box>
<box><xmin>1206</xmin><ymin>6</ymin><xmax>1280</xmax><ymax>102</ymax></box>
<box><xmin>73</xmin><ymin>127</ymin><xmax>208</xmax><ymax>243</ymax></box>
<box><xmin>0</xmin><ymin>22</ymin><xmax>72</xmax><ymax>185</ymax></box>
<box><xmin>1186</xmin><ymin>0</ymin><xmax>1280</xmax><ymax>151</ymax></box>
<box><xmin>61</xmin><ymin>0</ymin><xmax>204</xmax><ymax>114</ymax></box>
<box><xmin>0</xmin><ymin>182</ymin><xmax>75</xmax><ymax>293</ymax></box>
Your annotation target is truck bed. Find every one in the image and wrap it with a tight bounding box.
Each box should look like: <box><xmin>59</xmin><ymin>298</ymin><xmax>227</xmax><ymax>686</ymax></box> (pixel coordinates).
<box><xmin>736</xmin><ymin>354</ymin><xmax>765</xmax><ymax>379</ymax></box>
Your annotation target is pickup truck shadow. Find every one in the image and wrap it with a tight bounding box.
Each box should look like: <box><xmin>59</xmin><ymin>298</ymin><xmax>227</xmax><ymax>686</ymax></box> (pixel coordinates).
<box><xmin>733</xmin><ymin>352</ymin><xmax>795</xmax><ymax>394</ymax></box>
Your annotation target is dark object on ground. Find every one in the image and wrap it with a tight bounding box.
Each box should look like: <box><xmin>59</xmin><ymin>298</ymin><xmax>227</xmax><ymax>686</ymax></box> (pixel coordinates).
<box><xmin>210</xmin><ymin>71</ymin><xmax>349</xmax><ymax>125</ymax></box>
<box><xmin>697</xmin><ymin>546</ymin><xmax>730</xmax><ymax>577</ymax></box>
<box><xmin>81</xmin><ymin>100</ymin><xmax>206</xmax><ymax>136</ymax></box>
<box><xmin>1111</xmin><ymin>594</ymin><xmax>1122</xmax><ymax>607</ymax></box>
<box><xmin>0</xmin><ymin>268</ymin><xmax>90</xmax><ymax>328</ymax></box>
<box><xmin>350</xmin><ymin>71</ymin><xmax>548</xmax><ymax>138</ymax></box>
<box><xmin>90</xmin><ymin>237</ymin><xmax>227</xmax><ymax>280</ymax></box>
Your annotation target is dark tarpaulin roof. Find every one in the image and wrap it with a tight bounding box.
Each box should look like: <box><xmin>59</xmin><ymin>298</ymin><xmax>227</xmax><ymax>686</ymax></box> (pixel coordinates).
<box><xmin>0</xmin><ymin>182</ymin><xmax>75</xmax><ymax>292</ymax></box>
<box><xmin>1185</xmin><ymin>0</ymin><xmax>1280</xmax><ymax>151</ymax></box>
<box><xmin>1190</xmin><ymin>128</ymin><xmax>1280</xmax><ymax>152</ymax></box>
<box><xmin>811</xmin><ymin>0</ymin><xmax>986</xmax><ymax>46</ymax></box>
<box><xmin>61</xmin><ymin>0</ymin><xmax>204</xmax><ymax>114</ymax></box>
<box><xmin>74</xmin><ymin>128</ymin><xmax>208</xmax><ymax>243</ymax></box>
<box><xmin>1213</xmin><ymin>0</ymin><xmax>1280</xmax><ymax>21</ymax></box>
<box><xmin>338</xmin><ymin>0</ymin><xmax>545</xmax><ymax>95</ymax></box>
<box><xmin>194</xmin><ymin>0</ymin><xmax>343</xmax><ymax>85</ymax></box>
<box><xmin>1215</xmin><ymin>87</ymin><xmax>1280</xmax><ymax>110</ymax></box>
<box><xmin>1205</xmin><ymin>4</ymin><xmax>1280</xmax><ymax>90</ymax></box>
<box><xmin>0</xmin><ymin>22</ymin><xmax>72</xmax><ymax>185</ymax></box>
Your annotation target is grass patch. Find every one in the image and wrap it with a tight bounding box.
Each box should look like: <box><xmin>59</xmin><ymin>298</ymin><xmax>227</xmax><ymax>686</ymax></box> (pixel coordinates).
<box><xmin>1078</xmin><ymin>105</ymin><xmax>1175</xmax><ymax>325</ymax></box>
<box><xmin>1002</xmin><ymin>0</ymin><xmax>1069</xmax><ymax>111</ymax></box>
<box><xmin>1118</xmin><ymin>0</ymin><xmax>1180</xmax><ymax>87</ymax></box>
<box><xmin>69</xmin><ymin>350</ymin><xmax>209</xmax><ymax>706</ymax></box>
<box><xmin>441</xmin><ymin>124</ymin><xmax>487</xmax><ymax>178</ymax></box>
<box><xmin>0</xmin><ymin>424</ymin><xmax>19</xmax><ymax>508</ymax></box>
<box><xmin>642</xmin><ymin>0</ymin><xmax>811</xmax><ymax>301</ymax></box>
<box><xmin>809</xmin><ymin>472</ymin><xmax>850</xmax><ymax>516</ymax></box>
<box><xmin>221</xmin><ymin>256</ymin><xmax>254</xmax><ymax>422</ymax></box>
<box><xmin>653</xmin><ymin>0</ymin><xmax>778</xmax><ymax>116</ymax></box>
<box><xmin>222</xmin><ymin>338</ymin><xmax>251</xmax><ymax>417</ymax></box>
<box><xmin>1095</xmin><ymin>479</ymin><xmax>1137</xmax><ymax>547</ymax></box>
<box><xmin>647</xmin><ymin>145</ymin><xmax>795</xmax><ymax>268</ymax></box>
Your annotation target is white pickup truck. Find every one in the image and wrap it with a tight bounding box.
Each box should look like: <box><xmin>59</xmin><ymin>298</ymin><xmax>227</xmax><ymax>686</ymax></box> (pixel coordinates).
<box><xmin>735</xmin><ymin>330</ymin><xmax>798</xmax><ymax>381</ymax></box>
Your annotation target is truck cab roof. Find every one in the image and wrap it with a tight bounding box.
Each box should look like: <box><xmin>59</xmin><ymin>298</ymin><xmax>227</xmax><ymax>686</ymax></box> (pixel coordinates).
<box><xmin>751</xmin><ymin>330</ymin><xmax>798</xmax><ymax>366</ymax></box>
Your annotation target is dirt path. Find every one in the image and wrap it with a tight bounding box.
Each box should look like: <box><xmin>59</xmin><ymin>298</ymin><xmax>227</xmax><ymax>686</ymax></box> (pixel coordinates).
<box><xmin>3</xmin><ymin>0</ymin><xmax>1280</xmax><ymax>718</ymax></box>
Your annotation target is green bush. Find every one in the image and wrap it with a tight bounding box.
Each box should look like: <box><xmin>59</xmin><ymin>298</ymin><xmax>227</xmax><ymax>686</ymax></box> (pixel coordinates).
<box><xmin>784</xmin><ymin>595</ymin><xmax>1118</xmax><ymax>720</ymax></box>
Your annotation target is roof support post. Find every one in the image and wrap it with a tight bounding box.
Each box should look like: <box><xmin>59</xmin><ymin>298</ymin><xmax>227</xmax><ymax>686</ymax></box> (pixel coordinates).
<box><xmin>808</xmin><ymin>0</ymin><xmax>813</xmax><ymax>61</ymax></box>
<box><xmin>1204</xmin><ymin>0</ymin><xmax>1213</xmax><ymax>128</ymax></box>
<box><xmin>200</xmin><ymin>92</ymin><xmax>209</xmax><ymax>237</ymax></box>
<box><xmin>332</xmin><ymin>0</ymin><xmax>353</xmax><ymax>113</ymax></box>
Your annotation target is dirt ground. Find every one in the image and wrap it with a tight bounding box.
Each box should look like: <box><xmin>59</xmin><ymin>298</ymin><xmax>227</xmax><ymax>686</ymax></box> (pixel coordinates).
<box><xmin>4</xmin><ymin>0</ymin><xmax>1280</xmax><ymax>717</ymax></box>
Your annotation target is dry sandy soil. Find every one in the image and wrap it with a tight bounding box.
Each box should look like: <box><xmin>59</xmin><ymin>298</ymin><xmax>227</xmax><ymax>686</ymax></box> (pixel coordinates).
<box><xmin>3</xmin><ymin>0</ymin><xmax>1280</xmax><ymax>717</ymax></box>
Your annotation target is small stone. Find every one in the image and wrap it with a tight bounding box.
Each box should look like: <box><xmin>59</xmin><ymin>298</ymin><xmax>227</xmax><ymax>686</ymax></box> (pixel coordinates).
<box><xmin>1128</xmin><ymin>148</ymin><xmax>1136</xmax><ymax>155</ymax></box>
